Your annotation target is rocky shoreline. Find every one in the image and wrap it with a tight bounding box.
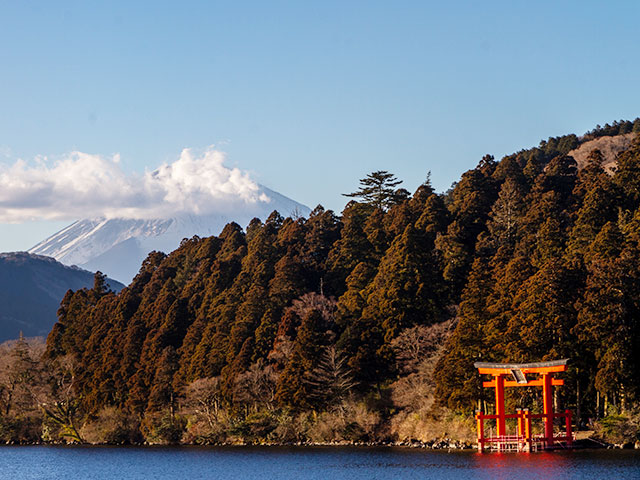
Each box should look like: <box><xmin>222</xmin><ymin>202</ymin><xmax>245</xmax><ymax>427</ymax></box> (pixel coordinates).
<box><xmin>8</xmin><ymin>437</ymin><xmax>638</xmax><ymax>450</ymax></box>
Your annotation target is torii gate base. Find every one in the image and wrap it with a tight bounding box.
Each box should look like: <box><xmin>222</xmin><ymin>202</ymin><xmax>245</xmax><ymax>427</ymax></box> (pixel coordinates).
<box><xmin>473</xmin><ymin>360</ymin><xmax>574</xmax><ymax>452</ymax></box>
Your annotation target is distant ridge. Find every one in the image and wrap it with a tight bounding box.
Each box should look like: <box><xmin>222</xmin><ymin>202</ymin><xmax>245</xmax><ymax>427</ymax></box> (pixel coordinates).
<box><xmin>0</xmin><ymin>252</ymin><xmax>123</xmax><ymax>342</ymax></box>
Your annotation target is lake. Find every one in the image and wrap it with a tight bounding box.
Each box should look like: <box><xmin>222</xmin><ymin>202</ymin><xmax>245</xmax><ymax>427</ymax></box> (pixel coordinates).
<box><xmin>1</xmin><ymin>446</ymin><xmax>639</xmax><ymax>480</ymax></box>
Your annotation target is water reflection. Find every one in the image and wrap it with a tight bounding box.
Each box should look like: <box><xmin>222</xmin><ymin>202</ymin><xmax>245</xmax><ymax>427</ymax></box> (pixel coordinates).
<box><xmin>472</xmin><ymin>452</ymin><xmax>570</xmax><ymax>480</ymax></box>
<box><xmin>471</xmin><ymin>450</ymin><xmax>640</xmax><ymax>480</ymax></box>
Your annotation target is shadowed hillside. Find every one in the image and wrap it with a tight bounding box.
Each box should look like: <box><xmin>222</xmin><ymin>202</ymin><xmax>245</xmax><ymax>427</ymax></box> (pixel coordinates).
<box><xmin>3</xmin><ymin>120</ymin><xmax>640</xmax><ymax>445</ymax></box>
<box><xmin>0</xmin><ymin>253</ymin><xmax>123</xmax><ymax>342</ymax></box>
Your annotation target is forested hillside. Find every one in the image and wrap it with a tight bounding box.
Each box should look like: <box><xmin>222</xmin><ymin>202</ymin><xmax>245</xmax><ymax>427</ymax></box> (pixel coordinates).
<box><xmin>4</xmin><ymin>119</ymin><xmax>640</xmax><ymax>445</ymax></box>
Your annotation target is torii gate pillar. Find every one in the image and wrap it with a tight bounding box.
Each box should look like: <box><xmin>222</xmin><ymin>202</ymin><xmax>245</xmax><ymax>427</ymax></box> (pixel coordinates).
<box><xmin>495</xmin><ymin>374</ymin><xmax>506</xmax><ymax>436</ymax></box>
<box><xmin>542</xmin><ymin>373</ymin><xmax>554</xmax><ymax>446</ymax></box>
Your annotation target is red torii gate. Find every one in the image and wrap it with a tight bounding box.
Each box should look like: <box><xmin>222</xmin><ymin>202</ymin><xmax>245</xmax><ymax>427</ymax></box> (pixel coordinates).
<box><xmin>473</xmin><ymin>359</ymin><xmax>573</xmax><ymax>452</ymax></box>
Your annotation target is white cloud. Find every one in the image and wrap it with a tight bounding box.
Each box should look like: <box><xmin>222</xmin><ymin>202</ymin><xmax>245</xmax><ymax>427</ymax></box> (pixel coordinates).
<box><xmin>0</xmin><ymin>148</ymin><xmax>271</xmax><ymax>222</ymax></box>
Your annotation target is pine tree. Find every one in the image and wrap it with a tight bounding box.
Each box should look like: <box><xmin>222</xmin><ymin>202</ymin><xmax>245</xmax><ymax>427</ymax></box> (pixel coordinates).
<box><xmin>505</xmin><ymin>260</ymin><xmax>579</xmax><ymax>362</ymax></box>
<box><xmin>436</xmin><ymin>156</ymin><xmax>498</xmax><ymax>296</ymax></box>
<box><xmin>343</xmin><ymin>170</ymin><xmax>403</xmax><ymax>211</ymax></box>
<box><xmin>434</xmin><ymin>256</ymin><xmax>492</xmax><ymax>411</ymax></box>
<box><xmin>362</xmin><ymin>224</ymin><xmax>444</xmax><ymax>342</ymax></box>
<box><xmin>276</xmin><ymin>310</ymin><xmax>329</xmax><ymax>408</ymax></box>
<box><xmin>486</xmin><ymin>177</ymin><xmax>525</xmax><ymax>249</ymax></box>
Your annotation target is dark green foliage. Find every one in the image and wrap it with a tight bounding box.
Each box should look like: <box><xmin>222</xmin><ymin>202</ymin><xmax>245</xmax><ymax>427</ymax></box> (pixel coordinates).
<box><xmin>41</xmin><ymin>122</ymin><xmax>640</xmax><ymax>428</ymax></box>
<box><xmin>435</xmin><ymin>126</ymin><xmax>640</xmax><ymax>417</ymax></box>
<box><xmin>276</xmin><ymin>309</ymin><xmax>331</xmax><ymax>408</ymax></box>
<box><xmin>434</xmin><ymin>257</ymin><xmax>490</xmax><ymax>411</ymax></box>
<box><xmin>584</xmin><ymin>119</ymin><xmax>640</xmax><ymax>139</ymax></box>
<box><xmin>343</xmin><ymin>170</ymin><xmax>404</xmax><ymax>211</ymax></box>
<box><xmin>436</xmin><ymin>155</ymin><xmax>498</xmax><ymax>296</ymax></box>
<box><xmin>362</xmin><ymin>224</ymin><xmax>444</xmax><ymax>341</ymax></box>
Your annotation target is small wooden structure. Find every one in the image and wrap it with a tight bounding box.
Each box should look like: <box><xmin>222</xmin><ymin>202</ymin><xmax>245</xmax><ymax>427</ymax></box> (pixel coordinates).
<box><xmin>473</xmin><ymin>359</ymin><xmax>573</xmax><ymax>452</ymax></box>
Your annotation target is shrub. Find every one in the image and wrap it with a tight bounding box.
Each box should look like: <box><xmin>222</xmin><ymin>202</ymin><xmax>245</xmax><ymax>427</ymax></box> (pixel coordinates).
<box><xmin>80</xmin><ymin>407</ymin><xmax>143</xmax><ymax>444</ymax></box>
<box><xmin>594</xmin><ymin>412</ymin><xmax>640</xmax><ymax>445</ymax></box>
<box><xmin>182</xmin><ymin>413</ymin><xmax>231</xmax><ymax>445</ymax></box>
<box><xmin>390</xmin><ymin>407</ymin><xmax>475</xmax><ymax>444</ymax></box>
<box><xmin>142</xmin><ymin>413</ymin><xmax>187</xmax><ymax>444</ymax></box>
<box><xmin>305</xmin><ymin>400</ymin><xmax>382</xmax><ymax>443</ymax></box>
<box><xmin>229</xmin><ymin>410</ymin><xmax>278</xmax><ymax>443</ymax></box>
<box><xmin>0</xmin><ymin>414</ymin><xmax>43</xmax><ymax>444</ymax></box>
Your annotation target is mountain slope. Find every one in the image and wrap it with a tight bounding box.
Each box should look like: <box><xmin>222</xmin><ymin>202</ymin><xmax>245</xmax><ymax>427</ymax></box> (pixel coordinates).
<box><xmin>29</xmin><ymin>186</ymin><xmax>310</xmax><ymax>283</ymax></box>
<box><xmin>38</xmin><ymin>120</ymin><xmax>640</xmax><ymax>444</ymax></box>
<box><xmin>0</xmin><ymin>252</ymin><xmax>123</xmax><ymax>342</ymax></box>
<box><xmin>44</xmin><ymin>122</ymin><xmax>640</xmax><ymax>417</ymax></box>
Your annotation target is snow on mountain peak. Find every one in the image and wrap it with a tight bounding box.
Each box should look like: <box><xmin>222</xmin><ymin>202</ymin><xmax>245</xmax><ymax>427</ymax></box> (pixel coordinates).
<box><xmin>29</xmin><ymin>185</ymin><xmax>310</xmax><ymax>284</ymax></box>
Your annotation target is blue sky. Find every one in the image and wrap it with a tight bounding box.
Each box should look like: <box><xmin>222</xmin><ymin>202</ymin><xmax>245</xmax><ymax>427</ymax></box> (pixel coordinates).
<box><xmin>1</xmin><ymin>1</ymin><xmax>639</xmax><ymax>251</ymax></box>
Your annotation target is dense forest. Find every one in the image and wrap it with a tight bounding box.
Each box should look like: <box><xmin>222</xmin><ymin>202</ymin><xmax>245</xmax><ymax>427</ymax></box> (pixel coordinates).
<box><xmin>3</xmin><ymin>118</ymin><xmax>640</xmax><ymax>446</ymax></box>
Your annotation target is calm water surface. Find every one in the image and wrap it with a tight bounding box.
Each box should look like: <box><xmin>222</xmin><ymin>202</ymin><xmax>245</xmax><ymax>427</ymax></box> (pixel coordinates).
<box><xmin>1</xmin><ymin>446</ymin><xmax>639</xmax><ymax>480</ymax></box>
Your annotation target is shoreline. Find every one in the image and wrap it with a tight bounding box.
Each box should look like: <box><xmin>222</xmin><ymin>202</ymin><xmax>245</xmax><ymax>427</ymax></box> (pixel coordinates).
<box><xmin>1</xmin><ymin>438</ymin><xmax>629</xmax><ymax>450</ymax></box>
<box><xmin>0</xmin><ymin>439</ymin><xmax>472</xmax><ymax>449</ymax></box>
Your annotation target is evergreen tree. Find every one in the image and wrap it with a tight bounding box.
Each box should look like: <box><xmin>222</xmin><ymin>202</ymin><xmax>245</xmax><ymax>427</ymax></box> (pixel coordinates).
<box><xmin>343</xmin><ymin>170</ymin><xmax>403</xmax><ymax>211</ymax></box>
<box><xmin>505</xmin><ymin>260</ymin><xmax>579</xmax><ymax>363</ymax></box>
<box><xmin>436</xmin><ymin>155</ymin><xmax>497</xmax><ymax>296</ymax></box>
<box><xmin>362</xmin><ymin>224</ymin><xmax>444</xmax><ymax>342</ymax></box>
<box><xmin>326</xmin><ymin>202</ymin><xmax>375</xmax><ymax>295</ymax></box>
<box><xmin>276</xmin><ymin>310</ymin><xmax>329</xmax><ymax>408</ymax></box>
<box><xmin>37</xmin><ymin>120</ymin><xmax>640</xmax><ymax>429</ymax></box>
<box><xmin>434</xmin><ymin>256</ymin><xmax>492</xmax><ymax>411</ymax></box>
<box><xmin>486</xmin><ymin>177</ymin><xmax>525</xmax><ymax>249</ymax></box>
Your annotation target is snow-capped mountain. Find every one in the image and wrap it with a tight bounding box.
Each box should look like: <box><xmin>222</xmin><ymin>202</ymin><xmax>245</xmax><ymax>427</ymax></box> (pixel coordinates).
<box><xmin>29</xmin><ymin>186</ymin><xmax>310</xmax><ymax>284</ymax></box>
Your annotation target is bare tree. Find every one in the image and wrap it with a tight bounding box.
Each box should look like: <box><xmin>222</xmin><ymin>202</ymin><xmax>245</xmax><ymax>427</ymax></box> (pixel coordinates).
<box><xmin>41</xmin><ymin>354</ymin><xmax>85</xmax><ymax>443</ymax></box>
<box><xmin>268</xmin><ymin>335</ymin><xmax>294</xmax><ymax>369</ymax></box>
<box><xmin>391</xmin><ymin>318</ymin><xmax>456</xmax><ymax>374</ymax></box>
<box><xmin>233</xmin><ymin>359</ymin><xmax>278</xmax><ymax>411</ymax></box>
<box><xmin>305</xmin><ymin>346</ymin><xmax>357</xmax><ymax>408</ymax></box>
<box><xmin>184</xmin><ymin>377</ymin><xmax>223</xmax><ymax>428</ymax></box>
<box><xmin>390</xmin><ymin>318</ymin><xmax>456</xmax><ymax>412</ymax></box>
<box><xmin>0</xmin><ymin>336</ymin><xmax>46</xmax><ymax>416</ymax></box>
<box><xmin>487</xmin><ymin>177</ymin><xmax>524</xmax><ymax>247</ymax></box>
<box><xmin>291</xmin><ymin>293</ymin><xmax>337</xmax><ymax>328</ymax></box>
